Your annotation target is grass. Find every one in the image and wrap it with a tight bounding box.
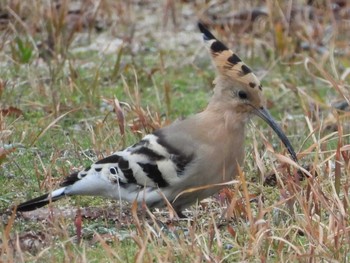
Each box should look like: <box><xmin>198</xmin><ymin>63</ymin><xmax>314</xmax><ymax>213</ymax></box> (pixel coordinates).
<box><xmin>1</xmin><ymin>0</ymin><xmax>350</xmax><ymax>262</ymax></box>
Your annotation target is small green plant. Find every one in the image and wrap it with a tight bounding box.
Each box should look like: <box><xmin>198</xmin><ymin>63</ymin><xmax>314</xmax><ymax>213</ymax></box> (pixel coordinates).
<box><xmin>10</xmin><ymin>37</ymin><xmax>33</xmax><ymax>64</ymax></box>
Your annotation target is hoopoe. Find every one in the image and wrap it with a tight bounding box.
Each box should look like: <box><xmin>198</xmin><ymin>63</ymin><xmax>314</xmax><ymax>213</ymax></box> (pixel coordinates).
<box><xmin>16</xmin><ymin>23</ymin><xmax>297</xmax><ymax>216</ymax></box>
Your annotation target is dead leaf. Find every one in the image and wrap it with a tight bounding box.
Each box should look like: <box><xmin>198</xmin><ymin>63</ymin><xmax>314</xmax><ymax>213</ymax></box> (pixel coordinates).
<box><xmin>0</xmin><ymin>146</ymin><xmax>16</xmax><ymax>163</ymax></box>
<box><xmin>0</xmin><ymin>106</ymin><xmax>22</xmax><ymax>117</ymax></box>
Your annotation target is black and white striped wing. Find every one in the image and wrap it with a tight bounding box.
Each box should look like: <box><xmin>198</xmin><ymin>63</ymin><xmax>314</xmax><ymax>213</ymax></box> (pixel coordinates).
<box><xmin>16</xmin><ymin>131</ymin><xmax>195</xmax><ymax>212</ymax></box>
<box><xmin>66</xmin><ymin>133</ymin><xmax>194</xmax><ymax>191</ymax></box>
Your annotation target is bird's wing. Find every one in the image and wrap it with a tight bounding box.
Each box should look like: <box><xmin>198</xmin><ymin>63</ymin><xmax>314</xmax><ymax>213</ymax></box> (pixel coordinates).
<box><xmin>16</xmin><ymin>130</ymin><xmax>196</xmax><ymax>212</ymax></box>
<box><xmin>66</xmin><ymin>132</ymin><xmax>195</xmax><ymax>190</ymax></box>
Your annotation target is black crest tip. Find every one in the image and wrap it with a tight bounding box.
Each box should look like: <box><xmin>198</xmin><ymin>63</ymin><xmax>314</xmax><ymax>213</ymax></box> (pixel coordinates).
<box><xmin>198</xmin><ymin>22</ymin><xmax>216</xmax><ymax>41</ymax></box>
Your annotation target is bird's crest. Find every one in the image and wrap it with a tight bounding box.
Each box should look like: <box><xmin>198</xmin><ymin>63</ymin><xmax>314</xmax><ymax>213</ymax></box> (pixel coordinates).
<box><xmin>198</xmin><ymin>22</ymin><xmax>262</xmax><ymax>91</ymax></box>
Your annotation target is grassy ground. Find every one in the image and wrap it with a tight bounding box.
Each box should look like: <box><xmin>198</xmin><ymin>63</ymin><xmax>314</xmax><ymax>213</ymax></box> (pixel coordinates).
<box><xmin>1</xmin><ymin>0</ymin><xmax>350</xmax><ymax>262</ymax></box>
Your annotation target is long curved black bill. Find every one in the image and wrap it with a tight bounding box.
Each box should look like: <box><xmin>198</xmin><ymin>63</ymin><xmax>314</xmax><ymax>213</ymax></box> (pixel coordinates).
<box><xmin>255</xmin><ymin>107</ymin><xmax>298</xmax><ymax>163</ymax></box>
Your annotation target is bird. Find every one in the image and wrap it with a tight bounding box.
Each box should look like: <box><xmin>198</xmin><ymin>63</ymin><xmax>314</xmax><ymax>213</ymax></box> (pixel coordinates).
<box><xmin>16</xmin><ymin>23</ymin><xmax>297</xmax><ymax>216</ymax></box>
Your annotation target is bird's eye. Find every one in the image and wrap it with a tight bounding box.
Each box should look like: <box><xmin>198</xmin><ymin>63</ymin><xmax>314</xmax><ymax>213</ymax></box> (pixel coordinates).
<box><xmin>238</xmin><ymin>90</ymin><xmax>248</xmax><ymax>100</ymax></box>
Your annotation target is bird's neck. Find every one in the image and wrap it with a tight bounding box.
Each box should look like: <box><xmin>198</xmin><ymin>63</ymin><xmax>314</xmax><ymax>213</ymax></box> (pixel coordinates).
<box><xmin>204</xmin><ymin>99</ymin><xmax>249</xmax><ymax>134</ymax></box>
<box><xmin>195</xmin><ymin>103</ymin><xmax>247</xmax><ymax>179</ymax></box>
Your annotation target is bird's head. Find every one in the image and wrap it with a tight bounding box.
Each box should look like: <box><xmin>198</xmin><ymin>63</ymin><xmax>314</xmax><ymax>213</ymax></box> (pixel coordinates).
<box><xmin>199</xmin><ymin>22</ymin><xmax>298</xmax><ymax>162</ymax></box>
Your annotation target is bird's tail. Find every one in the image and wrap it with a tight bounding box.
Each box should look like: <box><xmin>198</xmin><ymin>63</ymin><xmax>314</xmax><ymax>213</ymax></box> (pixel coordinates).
<box><xmin>16</xmin><ymin>187</ymin><xmax>66</xmax><ymax>212</ymax></box>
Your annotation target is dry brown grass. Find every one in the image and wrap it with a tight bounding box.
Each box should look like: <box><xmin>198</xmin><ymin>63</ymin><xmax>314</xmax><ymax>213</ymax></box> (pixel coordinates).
<box><xmin>0</xmin><ymin>0</ymin><xmax>349</xmax><ymax>262</ymax></box>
